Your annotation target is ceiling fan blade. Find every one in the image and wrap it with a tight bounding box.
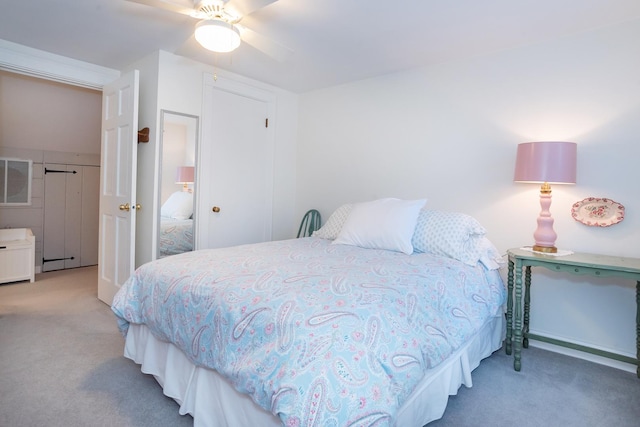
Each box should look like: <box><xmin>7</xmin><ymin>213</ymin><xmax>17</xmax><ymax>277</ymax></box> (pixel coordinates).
<box><xmin>126</xmin><ymin>0</ymin><xmax>195</xmax><ymax>17</ymax></box>
<box><xmin>237</xmin><ymin>24</ymin><xmax>292</xmax><ymax>62</ymax></box>
<box><xmin>226</xmin><ymin>0</ymin><xmax>278</xmax><ymax>17</ymax></box>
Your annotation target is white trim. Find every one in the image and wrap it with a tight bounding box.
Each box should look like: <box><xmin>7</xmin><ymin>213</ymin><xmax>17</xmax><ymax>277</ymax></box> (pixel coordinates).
<box><xmin>527</xmin><ymin>330</ymin><xmax>636</xmax><ymax>374</ymax></box>
<box><xmin>0</xmin><ymin>39</ymin><xmax>120</xmax><ymax>90</ymax></box>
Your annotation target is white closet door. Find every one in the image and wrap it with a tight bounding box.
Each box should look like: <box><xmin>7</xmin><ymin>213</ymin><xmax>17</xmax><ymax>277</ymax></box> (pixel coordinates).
<box><xmin>43</xmin><ymin>164</ymin><xmax>99</xmax><ymax>272</ymax></box>
<box><xmin>43</xmin><ymin>164</ymin><xmax>66</xmax><ymax>272</ymax></box>
<box><xmin>80</xmin><ymin>166</ymin><xmax>99</xmax><ymax>266</ymax></box>
<box><xmin>198</xmin><ymin>76</ymin><xmax>275</xmax><ymax>250</ymax></box>
<box><xmin>43</xmin><ymin>164</ymin><xmax>81</xmax><ymax>271</ymax></box>
<box><xmin>64</xmin><ymin>165</ymin><xmax>82</xmax><ymax>269</ymax></box>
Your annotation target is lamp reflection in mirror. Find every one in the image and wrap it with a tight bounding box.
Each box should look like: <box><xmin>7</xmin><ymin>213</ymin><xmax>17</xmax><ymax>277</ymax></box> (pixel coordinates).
<box><xmin>195</xmin><ymin>19</ymin><xmax>241</xmax><ymax>53</ymax></box>
<box><xmin>176</xmin><ymin>166</ymin><xmax>195</xmax><ymax>193</ymax></box>
<box><xmin>514</xmin><ymin>141</ymin><xmax>577</xmax><ymax>253</ymax></box>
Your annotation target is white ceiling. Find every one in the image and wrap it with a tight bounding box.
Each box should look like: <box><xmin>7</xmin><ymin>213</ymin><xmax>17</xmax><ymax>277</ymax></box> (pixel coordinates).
<box><xmin>1</xmin><ymin>0</ymin><xmax>640</xmax><ymax>93</ymax></box>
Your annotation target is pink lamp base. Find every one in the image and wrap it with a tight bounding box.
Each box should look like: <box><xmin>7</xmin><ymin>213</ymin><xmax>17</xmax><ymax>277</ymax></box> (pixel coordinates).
<box><xmin>532</xmin><ymin>192</ymin><xmax>558</xmax><ymax>253</ymax></box>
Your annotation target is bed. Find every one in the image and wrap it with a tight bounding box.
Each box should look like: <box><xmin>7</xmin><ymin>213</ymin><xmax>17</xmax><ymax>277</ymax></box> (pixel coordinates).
<box><xmin>159</xmin><ymin>191</ymin><xmax>194</xmax><ymax>257</ymax></box>
<box><xmin>112</xmin><ymin>199</ymin><xmax>506</xmax><ymax>426</ymax></box>
<box><xmin>159</xmin><ymin>217</ymin><xmax>193</xmax><ymax>257</ymax></box>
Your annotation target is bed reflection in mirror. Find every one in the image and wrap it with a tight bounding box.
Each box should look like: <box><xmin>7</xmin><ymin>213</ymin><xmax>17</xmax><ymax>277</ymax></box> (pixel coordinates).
<box><xmin>158</xmin><ymin>111</ymin><xmax>198</xmax><ymax>259</ymax></box>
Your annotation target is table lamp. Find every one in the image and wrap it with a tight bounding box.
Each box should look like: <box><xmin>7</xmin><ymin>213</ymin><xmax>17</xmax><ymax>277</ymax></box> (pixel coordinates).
<box><xmin>175</xmin><ymin>166</ymin><xmax>195</xmax><ymax>192</ymax></box>
<box><xmin>514</xmin><ymin>141</ymin><xmax>577</xmax><ymax>253</ymax></box>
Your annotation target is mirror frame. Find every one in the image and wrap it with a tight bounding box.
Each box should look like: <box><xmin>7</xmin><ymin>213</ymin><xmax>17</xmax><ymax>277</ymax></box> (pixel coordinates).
<box><xmin>157</xmin><ymin>110</ymin><xmax>199</xmax><ymax>260</ymax></box>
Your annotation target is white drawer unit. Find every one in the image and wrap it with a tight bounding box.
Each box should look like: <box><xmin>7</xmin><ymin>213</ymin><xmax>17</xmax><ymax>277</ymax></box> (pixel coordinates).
<box><xmin>0</xmin><ymin>228</ymin><xmax>35</xmax><ymax>284</ymax></box>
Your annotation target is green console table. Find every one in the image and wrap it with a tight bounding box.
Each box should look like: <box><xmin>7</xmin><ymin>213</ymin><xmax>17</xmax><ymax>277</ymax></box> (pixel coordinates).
<box><xmin>505</xmin><ymin>248</ymin><xmax>640</xmax><ymax>377</ymax></box>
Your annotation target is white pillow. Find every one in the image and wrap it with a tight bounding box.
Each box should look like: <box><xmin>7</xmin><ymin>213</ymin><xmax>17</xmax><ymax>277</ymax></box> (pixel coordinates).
<box><xmin>161</xmin><ymin>191</ymin><xmax>193</xmax><ymax>220</ymax></box>
<box><xmin>332</xmin><ymin>198</ymin><xmax>427</xmax><ymax>254</ymax></box>
<box><xmin>411</xmin><ymin>210</ymin><xmax>487</xmax><ymax>266</ymax></box>
<box><xmin>313</xmin><ymin>204</ymin><xmax>353</xmax><ymax>240</ymax></box>
<box><xmin>477</xmin><ymin>237</ymin><xmax>505</xmax><ymax>270</ymax></box>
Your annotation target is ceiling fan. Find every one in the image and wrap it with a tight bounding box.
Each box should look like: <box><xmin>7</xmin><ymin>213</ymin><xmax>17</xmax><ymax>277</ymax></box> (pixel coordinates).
<box><xmin>126</xmin><ymin>0</ymin><xmax>292</xmax><ymax>61</ymax></box>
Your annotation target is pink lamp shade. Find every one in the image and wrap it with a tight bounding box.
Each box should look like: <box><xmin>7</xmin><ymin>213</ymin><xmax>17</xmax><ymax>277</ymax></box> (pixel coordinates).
<box><xmin>175</xmin><ymin>166</ymin><xmax>195</xmax><ymax>183</ymax></box>
<box><xmin>514</xmin><ymin>141</ymin><xmax>577</xmax><ymax>184</ymax></box>
<box><xmin>175</xmin><ymin>166</ymin><xmax>195</xmax><ymax>191</ymax></box>
<box><xmin>514</xmin><ymin>141</ymin><xmax>577</xmax><ymax>253</ymax></box>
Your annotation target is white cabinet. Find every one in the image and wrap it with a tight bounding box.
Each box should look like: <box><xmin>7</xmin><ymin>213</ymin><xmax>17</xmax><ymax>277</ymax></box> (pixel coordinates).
<box><xmin>42</xmin><ymin>164</ymin><xmax>99</xmax><ymax>272</ymax></box>
<box><xmin>0</xmin><ymin>228</ymin><xmax>35</xmax><ymax>284</ymax></box>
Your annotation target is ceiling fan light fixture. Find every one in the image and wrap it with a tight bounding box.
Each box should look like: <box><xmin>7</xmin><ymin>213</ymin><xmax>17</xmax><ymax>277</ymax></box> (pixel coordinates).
<box><xmin>195</xmin><ymin>19</ymin><xmax>241</xmax><ymax>53</ymax></box>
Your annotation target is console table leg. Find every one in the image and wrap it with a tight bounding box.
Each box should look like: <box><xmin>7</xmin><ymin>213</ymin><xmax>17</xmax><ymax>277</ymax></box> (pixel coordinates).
<box><xmin>514</xmin><ymin>260</ymin><xmax>523</xmax><ymax>371</ymax></box>
<box><xmin>523</xmin><ymin>266</ymin><xmax>531</xmax><ymax>349</ymax></box>
<box><xmin>636</xmin><ymin>281</ymin><xmax>639</xmax><ymax>378</ymax></box>
<box><xmin>506</xmin><ymin>259</ymin><xmax>514</xmax><ymax>355</ymax></box>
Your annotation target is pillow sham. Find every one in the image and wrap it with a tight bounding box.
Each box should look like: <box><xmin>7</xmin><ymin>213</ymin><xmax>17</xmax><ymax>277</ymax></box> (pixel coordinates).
<box><xmin>332</xmin><ymin>198</ymin><xmax>427</xmax><ymax>255</ymax></box>
<box><xmin>477</xmin><ymin>236</ymin><xmax>505</xmax><ymax>270</ymax></box>
<box><xmin>161</xmin><ymin>191</ymin><xmax>193</xmax><ymax>220</ymax></box>
<box><xmin>313</xmin><ymin>204</ymin><xmax>353</xmax><ymax>240</ymax></box>
<box><xmin>411</xmin><ymin>210</ymin><xmax>487</xmax><ymax>266</ymax></box>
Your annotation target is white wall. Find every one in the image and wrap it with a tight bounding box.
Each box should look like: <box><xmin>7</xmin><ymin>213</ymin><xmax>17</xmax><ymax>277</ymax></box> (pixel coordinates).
<box><xmin>0</xmin><ymin>70</ymin><xmax>101</xmax><ymax>153</ymax></box>
<box><xmin>154</xmin><ymin>51</ymin><xmax>299</xmax><ymax>243</ymax></box>
<box><xmin>296</xmin><ymin>19</ymin><xmax>640</xmax><ymax>369</ymax></box>
<box><xmin>0</xmin><ymin>70</ymin><xmax>102</xmax><ymax>272</ymax></box>
<box><xmin>161</xmin><ymin>121</ymin><xmax>190</xmax><ymax>205</ymax></box>
<box><xmin>127</xmin><ymin>51</ymin><xmax>299</xmax><ymax>266</ymax></box>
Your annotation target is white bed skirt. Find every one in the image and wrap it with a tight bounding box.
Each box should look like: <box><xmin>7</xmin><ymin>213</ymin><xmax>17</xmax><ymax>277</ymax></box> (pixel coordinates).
<box><xmin>124</xmin><ymin>314</ymin><xmax>505</xmax><ymax>427</ymax></box>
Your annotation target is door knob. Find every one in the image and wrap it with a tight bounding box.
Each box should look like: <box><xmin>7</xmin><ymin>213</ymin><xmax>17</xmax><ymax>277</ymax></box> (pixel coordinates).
<box><xmin>119</xmin><ymin>203</ymin><xmax>130</xmax><ymax>211</ymax></box>
<box><xmin>132</xmin><ymin>203</ymin><xmax>142</xmax><ymax>211</ymax></box>
<box><xmin>212</xmin><ymin>206</ymin><xmax>221</xmax><ymax>213</ymax></box>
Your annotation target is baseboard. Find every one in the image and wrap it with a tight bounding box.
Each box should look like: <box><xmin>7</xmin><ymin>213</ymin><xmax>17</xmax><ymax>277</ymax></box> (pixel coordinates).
<box><xmin>528</xmin><ymin>339</ymin><xmax>636</xmax><ymax>374</ymax></box>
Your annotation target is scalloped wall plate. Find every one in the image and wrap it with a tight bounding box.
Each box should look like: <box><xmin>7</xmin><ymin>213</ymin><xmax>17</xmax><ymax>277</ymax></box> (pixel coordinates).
<box><xmin>571</xmin><ymin>197</ymin><xmax>625</xmax><ymax>227</ymax></box>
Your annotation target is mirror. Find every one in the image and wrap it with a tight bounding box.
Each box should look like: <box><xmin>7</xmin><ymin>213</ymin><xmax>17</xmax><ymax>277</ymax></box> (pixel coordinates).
<box><xmin>157</xmin><ymin>110</ymin><xmax>199</xmax><ymax>259</ymax></box>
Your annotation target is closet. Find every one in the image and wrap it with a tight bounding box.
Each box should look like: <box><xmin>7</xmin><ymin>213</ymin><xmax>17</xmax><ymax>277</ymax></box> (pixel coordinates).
<box><xmin>43</xmin><ymin>163</ymin><xmax>99</xmax><ymax>272</ymax></box>
<box><xmin>132</xmin><ymin>51</ymin><xmax>279</xmax><ymax>267</ymax></box>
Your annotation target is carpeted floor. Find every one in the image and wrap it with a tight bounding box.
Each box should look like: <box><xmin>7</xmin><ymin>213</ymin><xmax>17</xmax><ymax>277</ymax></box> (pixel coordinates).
<box><xmin>431</xmin><ymin>341</ymin><xmax>640</xmax><ymax>426</ymax></box>
<box><xmin>1</xmin><ymin>266</ymin><xmax>639</xmax><ymax>426</ymax></box>
<box><xmin>0</xmin><ymin>266</ymin><xmax>192</xmax><ymax>427</ymax></box>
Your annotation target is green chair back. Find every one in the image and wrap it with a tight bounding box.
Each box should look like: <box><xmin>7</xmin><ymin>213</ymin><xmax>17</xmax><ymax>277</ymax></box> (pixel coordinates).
<box><xmin>297</xmin><ymin>209</ymin><xmax>321</xmax><ymax>238</ymax></box>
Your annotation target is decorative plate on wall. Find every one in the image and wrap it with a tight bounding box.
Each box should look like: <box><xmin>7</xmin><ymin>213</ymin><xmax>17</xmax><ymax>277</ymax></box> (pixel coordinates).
<box><xmin>571</xmin><ymin>197</ymin><xmax>625</xmax><ymax>227</ymax></box>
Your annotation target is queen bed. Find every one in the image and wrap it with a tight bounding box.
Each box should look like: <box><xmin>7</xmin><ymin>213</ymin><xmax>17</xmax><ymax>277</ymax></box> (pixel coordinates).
<box><xmin>112</xmin><ymin>200</ymin><xmax>506</xmax><ymax>426</ymax></box>
<box><xmin>159</xmin><ymin>217</ymin><xmax>193</xmax><ymax>257</ymax></box>
<box><xmin>159</xmin><ymin>191</ymin><xmax>195</xmax><ymax>257</ymax></box>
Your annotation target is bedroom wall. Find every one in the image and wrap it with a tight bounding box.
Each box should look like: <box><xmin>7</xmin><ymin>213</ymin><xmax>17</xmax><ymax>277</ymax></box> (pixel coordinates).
<box><xmin>126</xmin><ymin>51</ymin><xmax>299</xmax><ymax>267</ymax></box>
<box><xmin>0</xmin><ymin>70</ymin><xmax>101</xmax><ymax>271</ymax></box>
<box><xmin>152</xmin><ymin>51</ymin><xmax>299</xmax><ymax>244</ymax></box>
<box><xmin>296</xmin><ymin>19</ymin><xmax>640</xmax><ymax>370</ymax></box>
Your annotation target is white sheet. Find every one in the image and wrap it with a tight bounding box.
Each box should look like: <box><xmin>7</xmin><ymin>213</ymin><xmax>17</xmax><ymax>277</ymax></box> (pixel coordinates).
<box><xmin>124</xmin><ymin>314</ymin><xmax>505</xmax><ymax>427</ymax></box>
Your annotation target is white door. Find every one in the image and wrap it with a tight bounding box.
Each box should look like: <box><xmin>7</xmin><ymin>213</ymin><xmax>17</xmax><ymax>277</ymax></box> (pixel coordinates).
<box><xmin>97</xmin><ymin>70</ymin><xmax>139</xmax><ymax>305</ymax></box>
<box><xmin>80</xmin><ymin>166</ymin><xmax>100</xmax><ymax>267</ymax></box>
<box><xmin>42</xmin><ymin>163</ymin><xmax>68</xmax><ymax>272</ymax></box>
<box><xmin>198</xmin><ymin>75</ymin><xmax>274</xmax><ymax>249</ymax></box>
<box><xmin>42</xmin><ymin>164</ymin><xmax>82</xmax><ymax>272</ymax></box>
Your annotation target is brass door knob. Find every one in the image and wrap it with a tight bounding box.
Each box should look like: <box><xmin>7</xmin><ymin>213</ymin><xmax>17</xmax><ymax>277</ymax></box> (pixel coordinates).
<box><xmin>212</xmin><ymin>206</ymin><xmax>221</xmax><ymax>213</ymax></box>
<box><xmin>132</xmin><ymin>203</ymin><xmax>142</xmax><ymax>211</ymax></box>
<box><xmin>119</xmin><ymin>203</ymin><xmax>130</xmax><ymax>211</ymax></box>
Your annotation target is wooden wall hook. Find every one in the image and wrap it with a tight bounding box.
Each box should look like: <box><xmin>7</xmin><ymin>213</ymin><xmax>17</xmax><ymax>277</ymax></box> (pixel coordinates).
<box><xmin>138</xmin><ymin>127</ymin><xmax>150</xmax><ymax>143</ymax></box>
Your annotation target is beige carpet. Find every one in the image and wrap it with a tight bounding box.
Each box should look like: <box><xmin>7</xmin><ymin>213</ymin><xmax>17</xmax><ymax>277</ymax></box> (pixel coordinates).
<box><xmin>0</xmin><ymin>267</ymin><xmax>193</xmax><ymax>427</ymax></box>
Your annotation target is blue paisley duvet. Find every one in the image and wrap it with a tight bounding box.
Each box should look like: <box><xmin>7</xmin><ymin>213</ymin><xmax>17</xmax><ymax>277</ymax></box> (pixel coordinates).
<box><xmin>112</xmin><ymin>237</ymin><xmax>505</xmax><ymax>426</ymax></box>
